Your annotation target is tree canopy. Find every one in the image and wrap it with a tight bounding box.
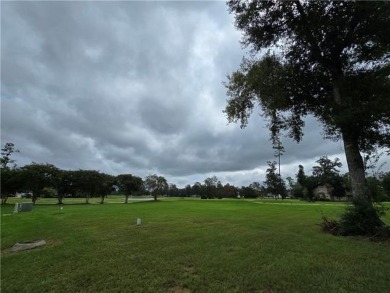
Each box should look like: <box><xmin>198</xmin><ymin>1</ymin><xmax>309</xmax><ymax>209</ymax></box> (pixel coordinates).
<box><xmin>117</xmin><ymin>174</ymin><xmax>143</xmax><ymax>203</ymax></box>
<box><xmin>312</xmin><ymin>156</ymin><xmax>342</xmax><ymax>180</ymax></box>
<box><xmin>144</xmin><ymin>174</ymin><xmax>168</xmax><ymax>201</ymax></box>
<box><xmin>224</xmin><ymin>1</ymin><xmax>390</xmax><ymax>202</ymax></box>
<box><xmin>225</xmin><ymin>0</ymin><xmax>390</xmax><ymax>235</ymax></box>
<box><xmin>264</xmin><ymin>161</ymin><xmax>287</xmax><ymax>198</ymax></box>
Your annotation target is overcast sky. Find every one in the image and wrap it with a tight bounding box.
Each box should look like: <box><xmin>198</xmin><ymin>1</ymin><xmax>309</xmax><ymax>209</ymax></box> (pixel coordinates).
<box><xmin>1</xmin><ymin>1</ymin><xmax>388</xmax><ymax>188</ymax></box>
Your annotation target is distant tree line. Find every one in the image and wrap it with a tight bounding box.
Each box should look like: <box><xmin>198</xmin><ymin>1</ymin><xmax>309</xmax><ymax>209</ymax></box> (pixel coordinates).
<box><xmin>1</xmin><ymin>143</ymin><xmax>390</xmax><ymax>205</ymax></box>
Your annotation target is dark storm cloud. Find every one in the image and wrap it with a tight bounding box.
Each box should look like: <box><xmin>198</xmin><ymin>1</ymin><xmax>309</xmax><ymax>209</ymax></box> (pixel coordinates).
<box><xmin>3</xmin><ymin>1</ymin><xmax>383</xmax><ymax>187</ymax></box>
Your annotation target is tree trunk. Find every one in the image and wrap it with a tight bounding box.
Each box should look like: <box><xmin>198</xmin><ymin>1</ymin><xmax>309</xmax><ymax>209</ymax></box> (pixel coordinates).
<box><xmin>331</xmin><ymin>79</ymin><xmax>388</xmax><ymax>236</ymax></box>
<box><xmin>341</xmin><ymin>132</ymin><xmax>370</xmax><ymax>203</ymax></box>
<box><xmin>333</xmin><ymin>79</ymin><xmax>372</xmax><ymax>206</ymax></box>
<box><xmin>125</xmin><ymin>195</ymin><xmax>129</xmax><ymax>204</ymax></box>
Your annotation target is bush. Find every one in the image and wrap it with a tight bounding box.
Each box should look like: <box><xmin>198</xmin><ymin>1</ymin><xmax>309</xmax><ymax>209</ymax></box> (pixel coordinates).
<box><xmin>319</xmin><ymin>200</ymin><xmax>390</xmax><ymax>240</ymax></box>
<box><xmin>339</xmin><ymin>200</ymin><xmax>387</xmax><ymax>236</ymax></box>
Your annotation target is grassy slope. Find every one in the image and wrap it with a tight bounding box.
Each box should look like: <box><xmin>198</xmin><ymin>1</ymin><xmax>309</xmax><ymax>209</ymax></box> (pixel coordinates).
<box><xmin>1</xmin><ymin>198</ymin><xmax>389</xmax><ymax>293</ymax></box>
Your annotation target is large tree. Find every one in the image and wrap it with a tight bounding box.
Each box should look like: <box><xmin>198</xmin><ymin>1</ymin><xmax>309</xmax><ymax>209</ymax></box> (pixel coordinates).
<box><xmin>1</xmin><ymin>168</ymin><xmax>22</xmax><ymax>205</ymax></box>
<box><xmin>225</xmin><ymin>1</ymin><xmax>390</xmax><ymax>231</ymax></box>
<box><xmin>312</xmin><ymin>156</ymin><xmax>346</xmax><ymax>199</ymax></box>
<box><xmin>97</xmin><ymin>173</ymin><xmax>115</xmax><ymax>204</ymax></box>
<box><xmin>203</xmin><ymin>176</ymin><xmax>219</xmax><ymax>199</ymax></box>
<box><xmin>117</xmin><ymin>174</ymin><xmax>143</xmax><ymax>203</ymax></box>
<box><xmin>72</xmin><ymin>170</ymin><xmax>112</xmax><ymax>204</ymax></box>
<box><xmin>20</xmin><ymin>163</ymin><xmax>60</xmax><ymax>204</ymax></box>
<box><xmin>56</xmin><ymin>170</ymin><xmax>77</xmax><ymax>204</ymax></box>
<box><xmin>264</xmin><ymin>161</ymin><xmax>287</xmax><ymax>199</ymax></box>
<box><xmin>312</xmin><ymin>156</ymin><xmax>342</xmax><ymax>183</ymax></box>
<box><xmin>144</xmin><ymin>174</ymin><xmax>168</xmax><ymax>201</ymax></box>
<box><xmin>191</xmin><ymin>182</ymin><xmax>203</xmax><ymax>197</ymax></box>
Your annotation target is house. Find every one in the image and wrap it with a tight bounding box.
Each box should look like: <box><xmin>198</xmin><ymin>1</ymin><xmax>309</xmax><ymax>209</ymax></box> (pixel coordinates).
<box><xmin>312</xmin><ymin>184</ymin><xmax>334</xmax><ymax>200</ymax></box>
<box><xmin>312</xmin><ymin>183</ymin><xmax>348</xmax><ymax>201</ymax></box>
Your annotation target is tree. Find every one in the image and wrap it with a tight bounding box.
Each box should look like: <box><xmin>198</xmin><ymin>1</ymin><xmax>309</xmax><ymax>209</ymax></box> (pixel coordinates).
<box><xmin>20</xmin><ymin>163</ymin><xmax>60</xmax><ymax>204</ymax></box>
<box><xmin>366</xmin><ymin>176</ymin><xmax>386</xmax><ymax>202</ymax></box>
<box><xmin>204</xmin><ymin>176</ymin><xmax>219</xmax><ymax>199</ymax></box>
<box><xmin>1</xmin><ymin>142</ymin><xmax>21</xmax><ymax>204</ymax></box>
<box><xmin>296</xmin><ymin>165</ymin><xmax>306</xmax><ymax>187</ymax></box>
<box><xmin>381</xmin><ymin>172</ymin><xmax>390</xmax><ymax>199</ymax></box>
<box><xmin>1</xmin><ymin>142</ymin><xmax>19</xmax><ymax>169</ymax></box>
<box><xmin>312</xmin><ymin>156</ymin><xmax>342</xmax><ymax>181</ymax></box>
<box><xmin>72</xmin><ymin>170</ymin><xmax>110</xmax><ymax>204</ymax></box>
<box><xmin>97</xmin><ymin>174</ymin><xmax>115</xmax><ymax>204</ymax></box>
<box><xmin>168</xmin><ymin>183</ymin><xmax>179</xmax><ymax>197</ymax></box>
<box><xmin>312</xmin><ymin>156</ymin><xmax>346</xmax><ymax>199</ymax></box>
<box><xmin>225</xmin><ymin>1</ymin><xmax>390</xmax><ymax>234</ymax></box>
<box><xmin>185</xmin><ymin>184</ymin><xmax>192</xmax><ymax>197</ymax></box>
<box><xmin>264</xmin><ymin>161</ymin><xmax>287</xmax><ymax>199</ymax></box>
<box><xmin>192</xmin><ymin>182</ymin><xmax>202</xmax><ymax>197</ymax></box>
<box><xmin>1</xmin><ymin>168</ymin><xmax>22</xmax><ymax>204</ymax></box>
<box><xmin>284</xmin><ymin>176</ymin><xmax>295</xmax><ymax>197</ymax></box>
<box><xmin>249</xmin><ymin>181</ymin><xmax>263</xmax><ymax>198</ymax></box>
<box><xmin>290</xmin><ymin>181</ymin><xmax>304</xmax><ymax>199</ymax></box>
<box><xmin>56</xmin><ymin>170</ymin><xmax>78</xmax><ymax>204</ymax></box>
<box><xmin>290</xmin><ymin>165</ymin><xmax>308</xmax><ymax>199</ymax></box>
<box><xmin>144</xmin><ymin>174</ymin><xmax>168</xmax><ymax>201</ymax></box>
<box><xmin>117</xmin><ymin>174</ymin><xmax>143</xmax><ymax>203</ymax></box>
<box><xmin>363</xmin><ymin>150</ymin><xmax>387</xmax><ymax>179</ymax></box>
<box><xmin>216</xmin><ymin>181</ymin><xmax>224</xmax><ymax>199</ymax></box>
<box><xmin>240</xmin><ymin>186</ymin><xmax>257</xmax><ymax>198</ymax></box>
<box><xmin>223</xmin><ymin>183</ymin><xmax>237</xmax><ymax>198</ymax></box>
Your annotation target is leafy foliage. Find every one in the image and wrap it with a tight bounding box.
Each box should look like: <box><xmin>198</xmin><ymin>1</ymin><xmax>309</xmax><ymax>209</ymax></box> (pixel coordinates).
<box><xmin>1</xmin><ymin>142</ymin><xmax>19</xmax><ymax>169</ymax></box>
<box><xmin>225</xmin><ymin>1</ymin><xmax>390</xmax><ymax>235</ymax></box>
<box><xmin>264</xmin><ymin>161</ymin><xmax>287</xmax><ymax>198</ymax></box>
<box><xmin>203</xmin><ymin>176</ymin><xmax>219</xmax><ymax>199</ymax></box>
<box><xmin>20</xmin><ymin>163</ymin><xmax>60</xmax><ymax>204</ymax></box>
<box><xmin>312</xmin><ymin>156</ymin><xmax>342</xmax><ymax>179</ymax></box>
<box><xmin>225</xmin><ymin>1</ymin><xmax>390</xmax><ymax>202</ymax></box>
<box><xmin>1</xmin><ymin>168</ymin><xmax>22</xmax><ymax>204</ymax></box>
<box><xmin>339</xmin><ymin>200</ymin><xmax>390</xmax><ymax>239</ymax></box>
<box><xmin>144</xmin><ymin>174</ymin><xmax>168</xmax><ymax>201</ymax></box>
<box><xmin>117</xmin><ymin>174</ymin><xmax>143</xmax><ymax>203</ymax></box>
<box><xmin>319</xmin><ymin>201</ymin><xmax>390</xmax><ymax>240</ymax></box>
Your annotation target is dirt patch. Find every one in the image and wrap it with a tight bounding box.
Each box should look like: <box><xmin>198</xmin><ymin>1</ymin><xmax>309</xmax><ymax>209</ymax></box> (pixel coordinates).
<box><xmin>168</xmin><ymin>285</ymin><xmax>192</xmax><ymax>293</ymax></box>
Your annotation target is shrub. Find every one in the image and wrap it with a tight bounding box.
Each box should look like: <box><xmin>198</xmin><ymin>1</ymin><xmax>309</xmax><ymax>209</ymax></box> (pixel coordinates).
<box><xmin>339</xmin><ymin>200</ymin><xmax>387</xmax><ymax>236</ymax></box>
<box><xmin>319</xmin><ymin>200</ymin><xmax>390</xmax><ymax>240</ymax></box>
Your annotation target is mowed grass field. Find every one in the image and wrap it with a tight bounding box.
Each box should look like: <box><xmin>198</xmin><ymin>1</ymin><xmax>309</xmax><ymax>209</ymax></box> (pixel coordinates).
<box><xmin>1</xmin><ymin>198</ymin><xmax>390</xmax><ymax>293</ymax></box>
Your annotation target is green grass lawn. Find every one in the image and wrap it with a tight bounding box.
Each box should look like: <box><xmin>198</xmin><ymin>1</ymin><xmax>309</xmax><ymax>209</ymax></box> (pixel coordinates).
<box><xmin>1</xmin><ymin>198</ymin><xmax>390</xmax><ymax>293</ymax></box>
